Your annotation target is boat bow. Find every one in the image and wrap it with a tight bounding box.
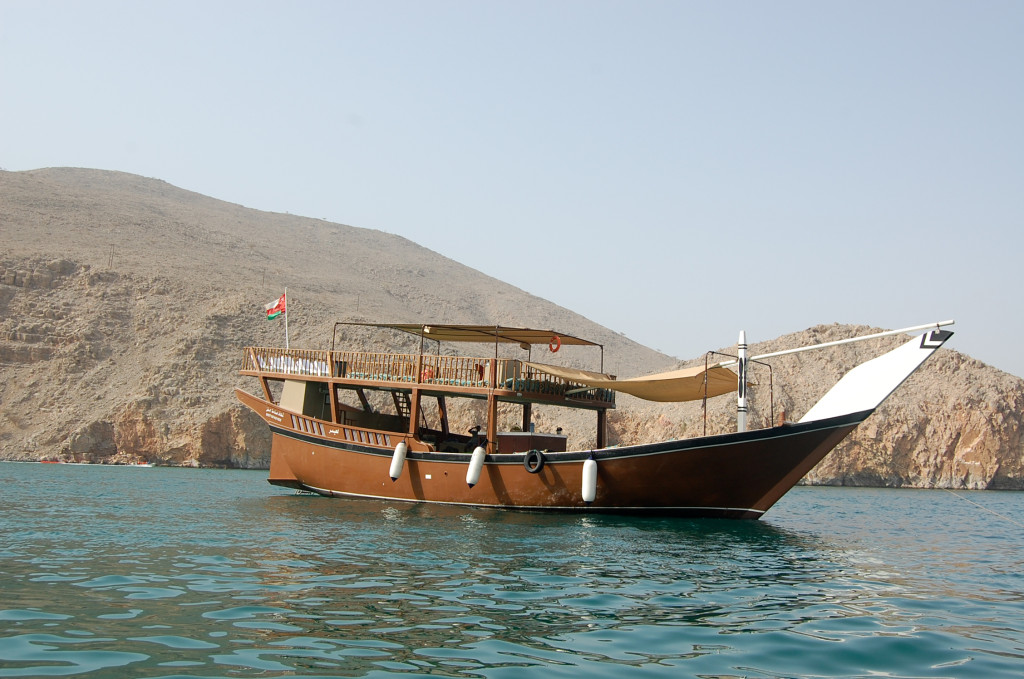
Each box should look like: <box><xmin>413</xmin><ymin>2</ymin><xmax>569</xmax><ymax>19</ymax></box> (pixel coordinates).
<box><xmin>800</xmin><ymin>329</ymin><xmax>953</xmax><ymax>423</ymax></box>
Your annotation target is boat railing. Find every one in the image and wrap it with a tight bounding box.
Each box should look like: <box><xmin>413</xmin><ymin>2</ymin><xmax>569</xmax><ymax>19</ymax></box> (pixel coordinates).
<box><xmin>242</xmin><ymin>348</ymin><xmax>614</xmax><ymax>404</ymax></box>
<box><xmin>419</xmin><ymin>355</ymin><xmax>492</xmax><ymax>387</ymax></box>
<box><xmin>244</xmin><ymin>347</ymin><xmax>332</xmax><ymax>377</ymax></box>
<box><xmin>515</xmin><ymin>363</ymin><xmax>615</xmax><ymax>404</ymax></box>
<box><xmin>336</xmin><ymin>351</ymin><xmax>419</xmax><ymax>382</ymax></box>
<box><xmin>289</xmin><ymin>411</ymin><xmax>397</xmax><ymax>448</ymax></box>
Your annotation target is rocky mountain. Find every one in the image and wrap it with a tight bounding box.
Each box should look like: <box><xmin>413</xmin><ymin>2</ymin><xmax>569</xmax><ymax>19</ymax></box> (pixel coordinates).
<box><xmin>2</xmin><ymin>168</ymin><xmax>1021</xmax><ymax>489</ymax></box>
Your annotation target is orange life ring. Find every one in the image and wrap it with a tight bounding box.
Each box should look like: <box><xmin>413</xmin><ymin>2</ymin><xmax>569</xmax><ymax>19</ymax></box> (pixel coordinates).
<box><xmin>420</xmin><ymin>366</ymin><xmax>435</xmax><ymax>381</ymax></box>
<box><xmin>549</xmin><ymin>336</ymin><xmax>561</xmax><ymax>353</ymax></box>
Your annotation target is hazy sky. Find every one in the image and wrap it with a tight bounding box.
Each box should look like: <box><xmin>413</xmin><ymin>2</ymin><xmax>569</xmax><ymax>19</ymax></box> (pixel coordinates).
<box><xmin>3</xmin><ymin>1</ymin><xmax>1022</xmax><ymax>376</ymax></box>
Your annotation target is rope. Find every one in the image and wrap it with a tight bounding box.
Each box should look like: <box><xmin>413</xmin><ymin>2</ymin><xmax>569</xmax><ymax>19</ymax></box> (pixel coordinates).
<box><xmin>943</xmin><ymin>489</ymin><xmax>1024</xmax><ymax>529</ymax></box>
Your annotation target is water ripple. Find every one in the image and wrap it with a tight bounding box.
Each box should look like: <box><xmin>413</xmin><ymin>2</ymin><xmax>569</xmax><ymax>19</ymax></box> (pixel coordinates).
<box><xmin>1</xmin><ymin>465</ymin><xmax>1022</xmax><ymax>677</ymax></box>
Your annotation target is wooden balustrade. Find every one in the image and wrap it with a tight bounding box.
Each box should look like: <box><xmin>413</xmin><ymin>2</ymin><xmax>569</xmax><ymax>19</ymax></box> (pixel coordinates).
<box><xmin>334</xmin><ymin>351</ymin><xmax>419</xmax><ymax>381</ymax></box>
<box><xmin>244</xmin><ymin>347</ymin><xmax>332</xmax><ymax>376</ymax></box>
<box><xmin>242</xmin><ymin>347</ymin><xmax>614</xmax><ymax>405</ymax></box>
<box><xmin>516</xmin><ymin>364</ymin><xmax>615</xmax><ymax>404</ymax></box>
<box><xmin>418</xmin><ymin>355</ymin><xmax>491</xmax><ymax>387</ymax></box>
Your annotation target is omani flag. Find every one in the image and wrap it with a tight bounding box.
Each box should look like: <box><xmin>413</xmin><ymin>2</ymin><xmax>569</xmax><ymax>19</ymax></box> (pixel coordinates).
<box><xmin>265</xmin><ymin>293</ymin><xmax>286</xmax><ymax>320</ymax></box>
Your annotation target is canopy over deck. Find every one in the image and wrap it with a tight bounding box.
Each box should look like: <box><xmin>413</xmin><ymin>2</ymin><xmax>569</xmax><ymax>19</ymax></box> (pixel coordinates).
<box><xmin>339</xmin><ymin>323</ymin><xmax>602</xmax><ymax>348</ymax></box>
<box><xmin>525</xmin><ymin>361</ymin><xmax>738</xmax><ymax>403</ymax></box>
<box><xmin>335</xmin><ymin>323</ymin><xmax>735</xmax><ymax>402</ymax></box>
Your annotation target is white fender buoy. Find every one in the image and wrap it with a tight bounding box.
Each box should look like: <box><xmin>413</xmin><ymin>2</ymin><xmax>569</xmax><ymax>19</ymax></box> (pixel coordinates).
<box><xmin>466</xmin><ymin>446</ymin><xmax>486</xmax><ymax>487</ymax></box>
<box><xmin>390</xmin><ymin>441</ymin><xmax>408</xmax><ymax>481</ymax></box>
<box><xmin>581</xmin><ymin>457</ymin><xmax>598</xmax><ymax>503</ymax></box>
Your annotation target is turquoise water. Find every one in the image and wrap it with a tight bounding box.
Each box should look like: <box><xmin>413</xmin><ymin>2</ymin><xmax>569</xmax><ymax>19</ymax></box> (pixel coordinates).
<box><xmin>1</xmin><ymin>462</ymin><xmax>1022</xmax><ymax>678</ymax></box>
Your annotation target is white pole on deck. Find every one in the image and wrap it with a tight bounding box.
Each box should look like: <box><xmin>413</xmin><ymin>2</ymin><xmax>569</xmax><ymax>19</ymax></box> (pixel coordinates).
<box><xmin>737</xmin><ymin>330</ymin><xmax>748</xmax><ymax>433</ymax></box>
<box><xmin>284</xmin><ymin>287</ymin><xmax>289</xmax><ymax>349</ymax></box>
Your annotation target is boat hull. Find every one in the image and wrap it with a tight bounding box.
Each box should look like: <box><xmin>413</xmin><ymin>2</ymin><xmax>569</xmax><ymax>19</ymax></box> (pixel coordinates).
<box><xmin>248</xmin><ymin>391</ymin><xmax>868</xmax><ymax>519</ymax></box>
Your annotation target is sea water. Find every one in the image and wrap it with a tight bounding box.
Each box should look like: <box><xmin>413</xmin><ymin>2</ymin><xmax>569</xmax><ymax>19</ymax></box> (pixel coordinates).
<box><xmin>0</xmin><ymin>462</ymin><xmax>1022</xmax><ymax>678</ymax></box>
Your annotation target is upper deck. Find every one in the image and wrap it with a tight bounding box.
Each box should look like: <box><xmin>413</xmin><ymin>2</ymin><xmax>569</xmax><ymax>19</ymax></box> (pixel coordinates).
<box><xmin>240</xmin><ymin>346</ymin><xmax>616</xmax><ymax>409</ymax></box>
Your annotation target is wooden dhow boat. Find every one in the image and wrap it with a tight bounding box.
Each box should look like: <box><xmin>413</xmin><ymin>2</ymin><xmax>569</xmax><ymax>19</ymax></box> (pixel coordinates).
<box><xmin>236</xmin><ymin>321</ymin><xmax>954</xmax><ymax>519</ymax></box>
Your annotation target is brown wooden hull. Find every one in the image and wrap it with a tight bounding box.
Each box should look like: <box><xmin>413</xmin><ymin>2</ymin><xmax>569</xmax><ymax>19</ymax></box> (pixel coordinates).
<box><xmin>239</xmin><ymin>389</ymin><xmax>867</xmax><ymax>519</ymax></box>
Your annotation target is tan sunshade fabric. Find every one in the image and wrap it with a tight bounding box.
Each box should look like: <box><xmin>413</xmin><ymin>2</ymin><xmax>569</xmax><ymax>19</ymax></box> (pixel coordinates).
<box><xmin>344</xmin><ymin>323</ymin><xmax>601</xmax><ymax>347</ymax></box>
<box><xmin>524</xmin><ymin>362</ymin><xmax>738</xmax><ymax>403</ymax></box>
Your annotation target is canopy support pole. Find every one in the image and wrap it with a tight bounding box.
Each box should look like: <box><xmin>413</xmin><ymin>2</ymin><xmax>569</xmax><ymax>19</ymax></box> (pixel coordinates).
<box><xmin>737</xmin><ymin>330</ymin><xmax>748</xmax><ymax>433</ymax></box>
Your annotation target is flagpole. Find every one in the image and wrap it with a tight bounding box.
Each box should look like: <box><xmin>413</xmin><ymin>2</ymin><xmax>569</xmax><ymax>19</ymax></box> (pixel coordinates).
<box><xmin>285</xmin><ymin>288</ymin><xmax>289</xmax><ymax>349</ymax></box>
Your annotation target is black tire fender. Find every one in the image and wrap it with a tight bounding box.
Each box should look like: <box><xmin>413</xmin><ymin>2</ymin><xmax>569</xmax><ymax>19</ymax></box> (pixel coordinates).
<box><xmin>523</xmin><ymin>449</ymin><xmax>545</xmax><ymax>473</ymax></box>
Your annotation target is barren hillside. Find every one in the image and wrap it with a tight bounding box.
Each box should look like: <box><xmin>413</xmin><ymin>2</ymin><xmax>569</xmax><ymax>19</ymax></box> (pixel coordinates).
<box><xmin>2</xmin><ymin>168</ymin><xmax>1021</xmax><ymax>488</ymax></box>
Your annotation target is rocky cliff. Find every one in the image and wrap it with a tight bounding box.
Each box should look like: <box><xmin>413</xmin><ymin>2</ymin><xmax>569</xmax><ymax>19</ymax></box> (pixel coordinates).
<box><xmin>1</xmin><ymin>168</ymin><xmax>1021</xmax><ymax>488</ymax></box>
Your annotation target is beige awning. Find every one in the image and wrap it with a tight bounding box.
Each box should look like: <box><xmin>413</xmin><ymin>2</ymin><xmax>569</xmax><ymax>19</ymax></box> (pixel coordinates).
<box><xmin>524</xmin><ymin>361</ymin><xmax>738</xmax><ymax>403</ymax></box>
